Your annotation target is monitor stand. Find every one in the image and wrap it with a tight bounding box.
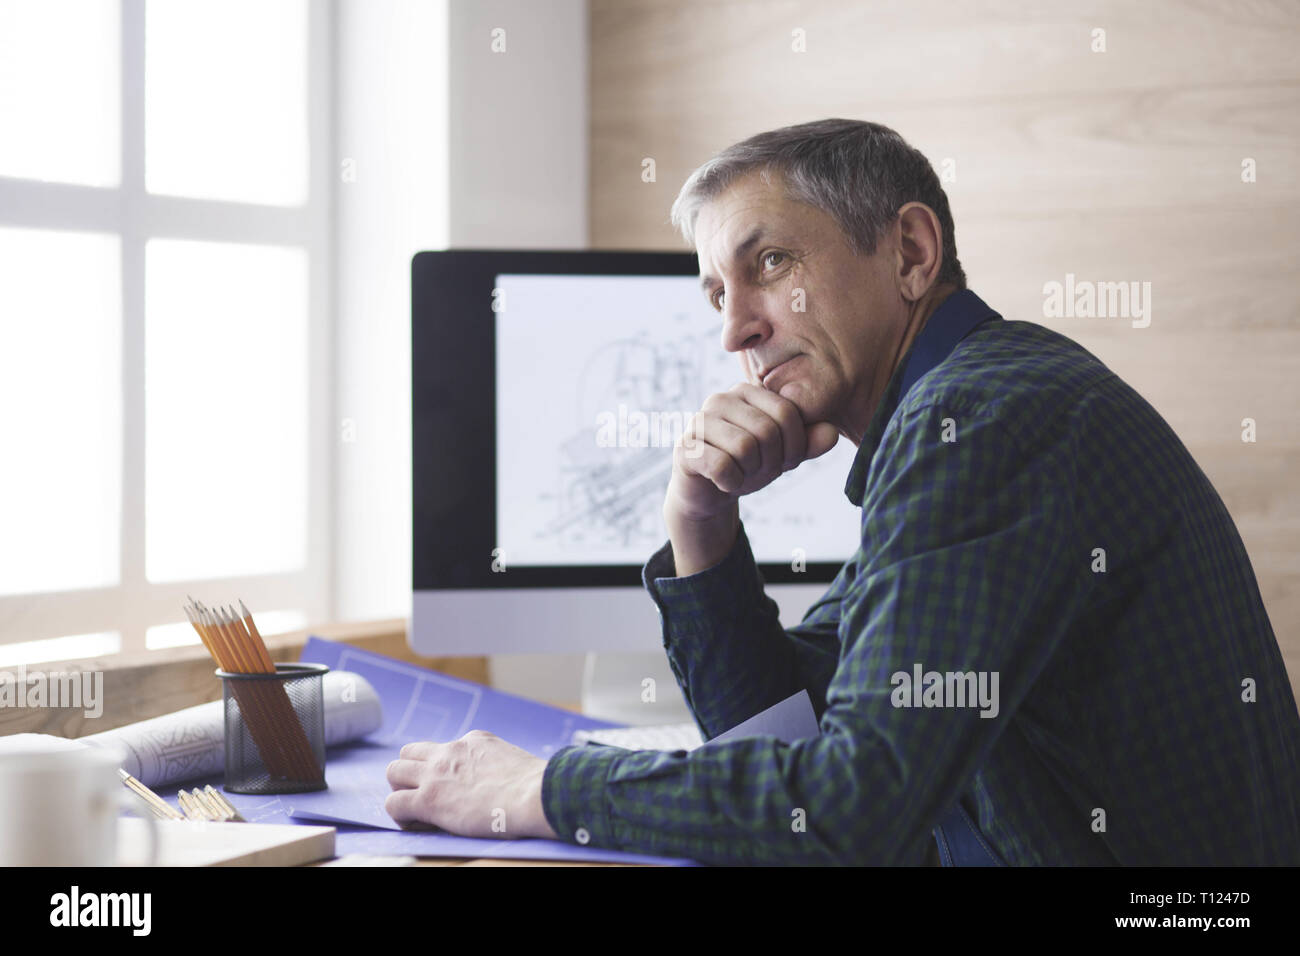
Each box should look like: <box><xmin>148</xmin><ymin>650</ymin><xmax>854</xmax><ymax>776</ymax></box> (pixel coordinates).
<box><xmin>579</xmin><ymin>651</ymin><xmax>693</xmax><ymax>727</ymax></box>
<box><xmin>576</xmin><ymin>580</ymin><xmax>828</xmax><ymax>727</ymax></box>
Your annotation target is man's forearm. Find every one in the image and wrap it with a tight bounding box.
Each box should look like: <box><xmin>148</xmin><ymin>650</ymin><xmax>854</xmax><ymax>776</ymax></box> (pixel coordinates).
<box><xmin>540</xmin><ymin>733</ymin><xmax>937</xmax><ymax>865</ymax></box>
<box><xmin>645</xmin><ymin>525</ymin><xmax>834</xmax><ymax>737</ymax></box>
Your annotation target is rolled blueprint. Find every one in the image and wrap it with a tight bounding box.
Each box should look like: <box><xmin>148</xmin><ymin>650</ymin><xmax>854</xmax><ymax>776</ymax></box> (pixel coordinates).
<box><xmin>80</xmin><ymin>670</ymin><xmax>383</xmax><ymax>788</ymax></box>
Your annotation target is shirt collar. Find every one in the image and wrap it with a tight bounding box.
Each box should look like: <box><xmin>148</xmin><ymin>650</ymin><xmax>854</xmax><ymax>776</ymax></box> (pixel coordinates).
<box><xmin>843</xmin><ymin>288</ymin><xmax>1002</xmax><ymax>506</ymax></box>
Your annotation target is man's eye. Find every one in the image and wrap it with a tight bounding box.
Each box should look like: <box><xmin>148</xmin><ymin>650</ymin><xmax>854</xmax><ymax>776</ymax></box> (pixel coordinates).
<box><xmin>763</xmin><ymin>251</ymin><xmax>786</xmax><ymax>269</ymax></box>
<box><xmin>712</xmin><ymin>289</ymin><xmax>725</xmax><ymax>310</ymax></box>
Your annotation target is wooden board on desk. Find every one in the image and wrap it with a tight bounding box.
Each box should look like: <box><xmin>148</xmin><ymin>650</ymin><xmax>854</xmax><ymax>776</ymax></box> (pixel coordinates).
<box><xmin>118</xmin><ymin>818</ymin><xmax>335</xmax><ymax>867</ymax></box>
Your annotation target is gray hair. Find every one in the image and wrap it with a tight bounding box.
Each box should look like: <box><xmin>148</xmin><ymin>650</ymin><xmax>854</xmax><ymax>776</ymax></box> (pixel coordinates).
<box><xmin>669</xmin><ymin>118</ymin><xmax>966</xmax><ymax>289</ymax></box>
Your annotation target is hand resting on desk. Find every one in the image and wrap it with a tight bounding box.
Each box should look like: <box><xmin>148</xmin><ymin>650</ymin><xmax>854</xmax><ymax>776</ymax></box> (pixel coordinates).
<box><xmin>384</xmin><ymin>731</ymin><xmax>558</xmax><ymax>840</ymax></box>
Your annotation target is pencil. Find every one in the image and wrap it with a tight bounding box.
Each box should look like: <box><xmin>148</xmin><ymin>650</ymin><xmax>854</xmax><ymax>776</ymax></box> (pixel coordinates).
<box><xmin>205</xmin><ymin>785</ymin><xmax>246</xmax><ymax>822</ymax></box>
<box><xmin>119</xmin><ymin>768</ymin><xmax>185</xmax><ymax>821</ymax></box>
<box><xmin>188</xmin><ymin>788</ymin><xmax>227</xmax><ymax>821</ymax></box>
<box><xmin>237</xmin><ymin>601</ymin><xmax>277</xmax><ymax>672</ymax></box>
<box><xmin>176</xmin><ymin>790</ymin><xmax>203</xmax><ymax>821</ymax></box>
<box><xmin>186</xmin><ymin>789</ymin><xmax>216</xmax><ymax>821</ymax></box>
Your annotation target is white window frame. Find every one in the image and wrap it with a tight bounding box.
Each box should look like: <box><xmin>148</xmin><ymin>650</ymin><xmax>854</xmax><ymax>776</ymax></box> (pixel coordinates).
<box><xmin>0</xmin><ymin>0</ymin><xmax>334</xmax><ymax>654</ymax></box>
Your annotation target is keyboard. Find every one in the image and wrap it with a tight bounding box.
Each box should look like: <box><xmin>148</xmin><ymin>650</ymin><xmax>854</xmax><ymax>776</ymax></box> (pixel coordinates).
<box><xmin>571</xmin><ymin>722</ymin><xmax>705</xmax><ymax>751</ymax></box>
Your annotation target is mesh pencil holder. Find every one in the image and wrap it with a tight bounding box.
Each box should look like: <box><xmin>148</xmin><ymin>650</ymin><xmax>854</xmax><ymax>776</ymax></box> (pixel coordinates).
<box><xmin>216</xmin><ymin>662</ymin><xmax>329</xmax><ymax>794</ymax></box>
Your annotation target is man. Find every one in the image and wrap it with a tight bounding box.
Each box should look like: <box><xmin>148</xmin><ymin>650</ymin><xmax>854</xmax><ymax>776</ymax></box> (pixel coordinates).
<box><xmin>385</xmin><ymin>119</ymin><xmax>1300</xmax><ymax>865</ymax></box>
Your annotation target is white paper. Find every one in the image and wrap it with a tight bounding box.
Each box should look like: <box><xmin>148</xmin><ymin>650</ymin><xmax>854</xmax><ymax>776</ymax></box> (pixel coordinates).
<box><xmin>705</xmin><ymin>688</ymin><xmax>821</xmax><ymax>746</ymax></box>
<box><xmin>572</xmin><ymin>688</ymin><xmax>821</xmax><ymax>751</ymax></box>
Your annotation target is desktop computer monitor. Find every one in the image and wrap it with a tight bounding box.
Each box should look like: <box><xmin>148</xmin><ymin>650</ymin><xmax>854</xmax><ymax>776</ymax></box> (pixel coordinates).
<box><xmin>410</xmin><ymin>250</ymin><xmax>862</xmax><ymax>656</ymax></box>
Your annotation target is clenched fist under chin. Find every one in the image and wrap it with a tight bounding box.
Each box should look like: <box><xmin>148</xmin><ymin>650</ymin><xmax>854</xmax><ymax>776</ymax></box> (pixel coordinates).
<box><xmin>664</xmin><ymin>383</ymin><xmax>839</xmax><ymax>576</ymax></box>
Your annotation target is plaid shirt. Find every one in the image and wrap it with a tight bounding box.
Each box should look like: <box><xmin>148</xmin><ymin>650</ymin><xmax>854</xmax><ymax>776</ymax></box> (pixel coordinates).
<box><xmin>540</xmin><ymin>289</ymin><xmax>1300</xmax><ymax>865</ymax></box>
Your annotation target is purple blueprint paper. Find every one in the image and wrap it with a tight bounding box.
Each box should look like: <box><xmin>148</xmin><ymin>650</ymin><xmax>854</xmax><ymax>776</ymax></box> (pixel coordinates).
<box><xmin>165</xmin><ymin>636</ymin><xmax>698</xmax><ymax>865</ymax></box>
<box><xmin>282</xmin><ymin>637</ymin><xmax>635</xmax><ymax>830</ymax></box>
<box><xmin>296</xmin><ymin>635</ymin><xmax>621</xmax><ymax>756</ymax></box>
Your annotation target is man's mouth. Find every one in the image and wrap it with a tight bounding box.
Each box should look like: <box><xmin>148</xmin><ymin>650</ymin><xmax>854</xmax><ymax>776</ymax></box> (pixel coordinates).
<box><xmin>761</xmin><ymin>356</ymin><xmax>799</xmax><ymax>389</ymax></box>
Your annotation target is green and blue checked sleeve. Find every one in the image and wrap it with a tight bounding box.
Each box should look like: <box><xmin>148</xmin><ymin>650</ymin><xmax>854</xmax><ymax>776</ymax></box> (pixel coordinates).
<box><xmin>641</xmin><ymin>522</ymin><xmax>845</xmax><ymax>738</ymax></box>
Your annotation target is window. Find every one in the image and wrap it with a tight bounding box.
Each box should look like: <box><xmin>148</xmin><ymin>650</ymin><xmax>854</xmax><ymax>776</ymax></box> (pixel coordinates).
<box><xmin>0</xmin><ymin>0</ymin><xmax>331</xmax><ymax>663</ymax></box>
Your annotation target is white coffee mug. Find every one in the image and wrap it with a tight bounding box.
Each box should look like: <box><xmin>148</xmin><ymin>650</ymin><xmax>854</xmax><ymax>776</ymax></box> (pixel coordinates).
<box><xmin>0</xmin><ymin>745</ymin><xmax>158</xmax><ymax>866</ymax></box>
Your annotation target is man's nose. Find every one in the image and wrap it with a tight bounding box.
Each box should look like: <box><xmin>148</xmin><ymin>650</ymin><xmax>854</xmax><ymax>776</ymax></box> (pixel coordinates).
<box><xmin>720</xmin><ymin>287</ymin><xmax>771</xmax><ymax>354</ymax></box>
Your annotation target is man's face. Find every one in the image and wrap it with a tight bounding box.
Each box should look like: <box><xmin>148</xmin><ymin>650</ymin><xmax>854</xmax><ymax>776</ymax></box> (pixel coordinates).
<box><xmin>694</xmin><ymin>169</ymin><xmax>908</xmax><ymax>443</ymax></box>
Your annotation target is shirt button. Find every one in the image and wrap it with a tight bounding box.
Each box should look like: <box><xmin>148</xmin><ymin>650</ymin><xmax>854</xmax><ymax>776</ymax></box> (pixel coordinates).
<box><xmin>575</xmin><ymin>827</ymin><xmax>590</xmax><ymax>844</ymax></box>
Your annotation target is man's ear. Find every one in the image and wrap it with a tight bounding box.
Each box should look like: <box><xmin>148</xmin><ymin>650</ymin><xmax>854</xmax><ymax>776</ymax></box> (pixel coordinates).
<box><xmin>894</xmin><ymin>202</ymin><xmax>945</xmax><ymax>302</ymax></box>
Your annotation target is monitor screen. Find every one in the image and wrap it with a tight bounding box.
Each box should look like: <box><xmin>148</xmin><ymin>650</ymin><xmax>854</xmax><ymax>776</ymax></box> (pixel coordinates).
<box><xmin>494</xmin><ymin>272</ymin><xmax>861</xmax><ymax>569</ymax></box>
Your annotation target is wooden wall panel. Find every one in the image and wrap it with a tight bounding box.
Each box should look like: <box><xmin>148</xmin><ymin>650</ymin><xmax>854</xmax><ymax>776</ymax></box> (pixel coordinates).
<box><xmin>591</xmin><ymin>0</ymin><xmax>1300</xmax><ymax>697</ymax></box>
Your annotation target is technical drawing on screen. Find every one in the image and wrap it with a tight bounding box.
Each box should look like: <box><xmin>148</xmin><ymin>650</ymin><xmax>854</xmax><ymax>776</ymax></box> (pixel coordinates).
<box><xmin>494</xmin><ymin>273</ymin><xmax>862</xmax><ymax>570</ymax></box>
